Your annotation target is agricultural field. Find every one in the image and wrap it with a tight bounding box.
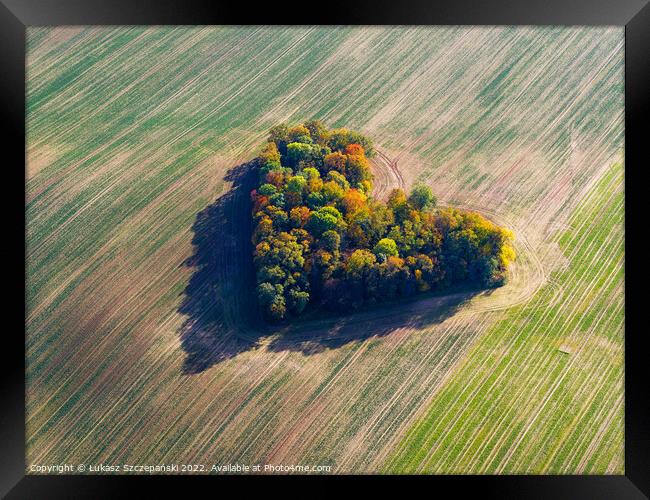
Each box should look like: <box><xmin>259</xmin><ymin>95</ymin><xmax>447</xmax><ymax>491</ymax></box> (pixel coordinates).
<box><xmin>26</xmin><ymin>26</ymin><xmax>624</xmax><ymax>473</ymax></box>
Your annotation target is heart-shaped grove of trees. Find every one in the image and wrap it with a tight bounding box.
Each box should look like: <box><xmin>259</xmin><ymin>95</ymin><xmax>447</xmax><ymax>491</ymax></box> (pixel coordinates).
<box><xmin>250</xmin><ymin>121</ymin><xmax>515</xmax><ymax>321</ymax></box>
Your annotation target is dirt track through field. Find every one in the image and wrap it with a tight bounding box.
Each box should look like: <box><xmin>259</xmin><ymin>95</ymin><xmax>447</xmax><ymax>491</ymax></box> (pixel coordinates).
<box><xmin>371</xmin><ymin>149</ymin><xmax>550</xmax><ymax>315</ymax></box>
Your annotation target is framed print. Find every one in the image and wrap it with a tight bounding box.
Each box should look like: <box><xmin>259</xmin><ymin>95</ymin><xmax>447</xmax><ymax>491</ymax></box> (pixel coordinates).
<box><xmin>2</xmin><ymin>0</ymin><xmax>649</xmax><ymax>497</ymax></box>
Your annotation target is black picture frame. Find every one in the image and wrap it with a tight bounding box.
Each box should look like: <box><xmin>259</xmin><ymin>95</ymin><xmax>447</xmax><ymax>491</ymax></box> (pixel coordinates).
<box><xmin>3</xmin><ymin>1</ymin><xmax>648</xmax><ymax>497</ymax></box>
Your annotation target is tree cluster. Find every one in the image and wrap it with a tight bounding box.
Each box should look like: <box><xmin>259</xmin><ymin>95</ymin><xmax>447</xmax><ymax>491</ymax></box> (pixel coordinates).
<box><xmin>250</xmin><ymin>121</ymin><xmax>515</xmax><ymax>321</ymax></box>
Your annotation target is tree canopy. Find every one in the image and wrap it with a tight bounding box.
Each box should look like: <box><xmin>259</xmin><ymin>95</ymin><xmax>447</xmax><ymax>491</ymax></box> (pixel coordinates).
<box><xmin>250</xmin><ymin>121</ymin><xmax>515</xmax><ymax>321</ymax></box>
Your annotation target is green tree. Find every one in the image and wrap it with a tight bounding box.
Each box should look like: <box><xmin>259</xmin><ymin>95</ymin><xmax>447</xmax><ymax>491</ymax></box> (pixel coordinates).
<box><xmin>286</xmin><ymin>175</ymin><xmax>307</xmax><ymax>193</ymax></box>
<box><xmin>268</xmin><ymin>124</ymin><xmax>290</xmax><ymax>155</ymax></box>
<box><xmin>373</xmin><ymin>238</ymin><xmax>399</xmax><ymax>259</ymax></box>
<box><xmin>321</xmin><ymin>230</ymin><xmax>340</xmax><ymax>254</ymax></box>
<box><xmin>258</xmin><ymin>183</ymin><xmax>277</xmax><ymax>196</ymax></box>
<box><xmin>299</xmin><ymin>167</ymin><xmax>321</xmax><ymax>181</ymax></box>
<box><xmin>257</xmin><ymin>282</ymin><xmax>277</xmax><ymax>306</ymax></box>
<box><xmin>288</xmin><ymin>124</ymin><xmax>312</xmax><ymax>144</ymax></box>
<box><xmin>326</xmin><ymin>170</ymin><xmax>350</xmax><ymax>190</ymax></box>
<box><xmin>268</xmin><ymin>294</ymin><xmax>287</xmax><ymax>320</ymax></box>
<box><xmin>306</xmin><ymin>191</ymin><xmax>325</xmax><ymax>210</ymax></box>
<box><xmin>264</xmin><ymin>205</ymin><xmax>288</xmax><ymax>230</ymax></box>
<box><xmin>409</xmin><ymin>184</ymin><xmax>437</xmax><ymax>210</ymax></box>
<box><xmin>285</xmin><ymin>142</ymin><xmax>316</xmax><ymax>168</ymax></box>
<box><xmin>346</xmin><ymin>249</ymin><xmax>377</xmax><ymax>281</ymax></box>
<box><xmin>387</xmin><ymin>188</ymin><xmax>410</xmax><ymax>222</ymax></box>
<box><xmin>322</xmin><ymin>180</ymin><xmax>345</xmax><ymax>203</ymax></box>
<box><xmin>287</xmin><ymin>289</ymin><xmax>310</xmax><ymax>314</ymax></box>
<box><xmin>257</xmin><ymin>265</ymin><xmax>286</xmax><ymax>284</ymax></box>
<box><xmin>304</xmin><ymin>119</ymin><xmax>328</xmax><ymax>144</ymax></box>
<box><xmin>306</xmin><ymin>206</ymin><xmax>342</xmax><ymax>236</ymax></box>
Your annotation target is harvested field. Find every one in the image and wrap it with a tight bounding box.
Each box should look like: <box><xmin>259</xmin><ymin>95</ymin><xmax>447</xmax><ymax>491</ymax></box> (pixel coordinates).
<box><xmin>26</xmin><ymin>26</ymin><xmax>623</xmax><ymax>473</ymax></box>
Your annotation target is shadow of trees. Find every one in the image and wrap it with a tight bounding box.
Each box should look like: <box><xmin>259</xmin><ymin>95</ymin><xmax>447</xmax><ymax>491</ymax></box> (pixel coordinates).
<box><xmin>264</xmin><ymin>290</ymin><xmax>478</xmax><ymax>356</ymax></box>
<box><xmin>178</xmin><ymin>162</ymin><xmax>481</xmax><ymax>374</ymax></box>
<box><xmin>177</xmin><ymin>161</ymin><xmax>262</xmax><ymax>374</ymax></box>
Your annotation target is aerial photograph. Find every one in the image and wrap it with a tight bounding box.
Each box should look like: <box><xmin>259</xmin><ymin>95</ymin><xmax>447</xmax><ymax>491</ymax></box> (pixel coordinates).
<box><xmin>26</xmin><ymin>26</ymin><xmax>623</xmax><ymax>474</ymax></box>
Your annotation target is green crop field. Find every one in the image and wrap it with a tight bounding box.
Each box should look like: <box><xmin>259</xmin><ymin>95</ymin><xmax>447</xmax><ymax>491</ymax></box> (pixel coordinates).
<box><xmin>26</xmin><ymin>26</ymin><xmax>623</xmax><ymax>473</ymax></box>
<box><xmin>386</xmin><ymin>162</ymin><xmax>624</xmax><ymax>473</ymax></box>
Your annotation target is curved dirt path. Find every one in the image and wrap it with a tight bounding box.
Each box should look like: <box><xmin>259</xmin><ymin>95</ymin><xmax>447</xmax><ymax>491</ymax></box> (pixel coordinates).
<box><xmin>435</xmin><ymin>201</ymin><xmax>553</xmax><ymax>315</ymax></box>
<box><xmin>370</xmin><ymin>148</ymin><xmax>550</xmax><ymax>314</ymax></box>
<box><xmin>371</xmin><ymin>148</ymin><xmax>405</xmax><ymax>198</ymax></box>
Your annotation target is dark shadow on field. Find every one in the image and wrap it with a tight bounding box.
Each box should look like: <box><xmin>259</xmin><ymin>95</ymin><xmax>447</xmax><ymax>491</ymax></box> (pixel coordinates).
<box><xmin>264</xmin><ymin>288</ymin><xmax>481</xmax><ymax>356</ymax></box>
<box><xmin>177</xmin><ymin>161</ymin><xmax>264</xmax><ymax>374</ymax></box>
<box><xmin>178</xmin><ymin>162</ymin><xmax>482</xmax><ymax>373</ymax></box>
